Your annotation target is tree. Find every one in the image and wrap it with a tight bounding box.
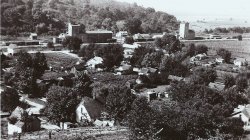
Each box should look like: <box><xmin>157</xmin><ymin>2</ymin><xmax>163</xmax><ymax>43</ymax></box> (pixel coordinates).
<box><xmin>47</xmin><ymin>42</ymin><xmax>54</xmax><ymax>48</ymax></box>
<box><xmin>32</xmin><ymin>52</ymin><xmax>48</xmax><ymax>78</ymax></box>
<box><xmin>190</xmin><ymin>67</ymin><xmax>217</xmax><ymax>86</ymax></box>
<box><xmin>128</xmin><ymin>97</ymin><xmax>155</xmax><ymax>139</ymax></box>
<box><xmin>159</xmin><ymin>55</ymin><xmax>189</xmax><ymax>77</ymax></box>
<box><xmin>78</xmin><ymin>43</ymin><xmax>97</xmax><ymax>60</ymax></box>
<box><xmin>62</xmin><ymin>36</ymin><xmax>82</xmax><ymax>52</ymax></box>
<box><xmin>14</xmin><ymin>51</ymin><xmax>47</xmax><ymax>97</ymax></box>
<box><xmin>15</xmin><ymin>51</ymin><xmax>33</xmax><ymax>75</ymax></box>
<box><xmin>43</xmin><ymin>86</ymin><xmax>80</xmax><ymax>123</ymax></box>
<box><xmin>236</xmin><ymin>77</ymin><xmax>248</xmax><ymax>92</ymax></box>
<box><xmin>195</xmin><ymin>44</ymin><xmax>208</xmax><ymax>55</ymax></box>
<box><xmin>238</xmin><ymin>35</ymin><xmax>242</xmax><ymax>41</ymax></box>
<box><xmin>124</xmin><ymin>18</ymin><xmax>142</xmax><ymax>35</ymax></box>
<box><xmin>154</xmin><ymin>38</ymin><xmax>163</xmax><ymax>48</ymax></box>
<box><xmin>141</xmin><ymin>51</ymin><xmax>164</xmax><ymax>68</ymax></box>
<box><xmin>96</xmin><ymin>44</ymin><xmax>124</xmax><ymax>70</ymax></box>
<box><xmin>130</xmin><ymin>46</ymin><xmax>154</xmax><ymax>67</ymax></box>
<box><xmin>223</xmin><ymin>74</ymin><xmax>235</xmax><ymax>89</ymax></box>
<box><xmin>73</xmin><ymin>71</ymin><xmax>93</xmax><ymax>97</ymax></box>
<box><xmin>1</xmin><ymin>88</ymin><xmax>20</xmax><ymax>113</ymax></box>
<box><xmin>217</xmin><ymin>48</ymin><xmax>231</xmax><ymax>63</ymax></box>
<box><xmin>106</xmin><ymin>85</ymin><xmax>136</xmax><ymax>123</ymax></box>
<box><xmin>124</xmin><ymin>36</ymin><xmax>134</xmax><ymax>44</ymax></box>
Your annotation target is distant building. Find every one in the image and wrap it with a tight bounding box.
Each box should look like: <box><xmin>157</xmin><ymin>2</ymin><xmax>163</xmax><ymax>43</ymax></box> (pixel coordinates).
<box><xmin>209</xmin><ymin>34</ymin><xmax>222</xmax><ymax>39</ymax></box>
<box><xmin>8</xmin><ymin>107</ymin><xmax>41</xmax><ymax>135</ymax></box>
<box><xmin>133</xmin><ymin>33</ymin><xmax>152</xmax><ymax>41</ymax></box>
<box><xmin>141</xmin><ymin>91</ymin><xmax>158</xmax><ymax>102</ymax></box>
<box><xmin>116</xmin><ymin>31</ymin><xmax>128</xmax><ymax>39</ymax></box>
<box><xmin>86</xmin><ymin>56</ymin><xmax>103</xmax><ymax>69</ymax></box>
<box><xmin>6</xmin><ymin>44</ymin><xmax>19</xmax><ymax>55</ymax></box>
<box><xmin>234</xmin><ymin>58</ymin><xmax>248</xmax><ymax>67</ymax></box>
<box><xmin>179</xmin><ymin>22</ymin><xmax>195</xmax><ymax>40</ymax></box>
<box><xmin>85</xmin><ymin>31</ymin><xmax>113</xmax><ymax>43</ymax></box>
<box><xmin>29</xmin><ymin>33</ymin><xmax>38</xmax><ymax>40</ymax></box>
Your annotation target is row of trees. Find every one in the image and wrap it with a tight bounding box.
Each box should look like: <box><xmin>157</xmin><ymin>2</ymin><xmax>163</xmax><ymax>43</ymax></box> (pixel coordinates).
<box><xmin>204</xmin><ymin>27</ymin><xmax>250</xmax><ymax>34</ymax></box>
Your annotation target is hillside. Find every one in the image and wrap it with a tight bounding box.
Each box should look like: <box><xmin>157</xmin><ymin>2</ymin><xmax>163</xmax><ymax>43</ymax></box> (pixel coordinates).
<box><xmin>0</xmin><ymin>0</ymin><xmax>179</xmax><ymax>36</ymax></box>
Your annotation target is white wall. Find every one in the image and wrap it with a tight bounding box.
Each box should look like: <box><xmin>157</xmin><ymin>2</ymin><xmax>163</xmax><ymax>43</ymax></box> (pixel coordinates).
<box><xmin>8</xmin><ymin>122</ymin><xmax>22</xmax><ymax>135</ymax></box>
<box><xmin>76</xmin><ymin>104</ymin><xmax>91</xmax><ymax>123</ymax></box>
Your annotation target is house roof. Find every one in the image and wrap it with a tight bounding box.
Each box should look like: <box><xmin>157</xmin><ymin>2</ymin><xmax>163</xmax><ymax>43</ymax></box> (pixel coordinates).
<box><xmin>15</xmin><ymin>120</ymin><xmax>25</xmax><ymax>128</ymax></box>
<box><xmin>168</xmin><ymin>75</ymin><xmax>184</xmax><ymax>81</ymax></box>
<box><xmin>87</xmin><ymin>57</ymin><xmax>103</xmax><ymax>66</ymax></box>
<box><xmin>7</xmin><ymin>44</ymin><xmax>18</xmax><ymax>49</ymax></box>
<box><xmin>208</xmin><ymin>82</ymin><xmax>225</xmax><ymax>91</ymax></box>
<box><xmin>77</xmin><ymin>97</ymin><xmax>104</xmax><ymax>120</ymax></box>
<box><xmin>30</xmin><ymin>33</ymin><xmax>37</xmax><ymax>36</ymax></box>
<box><xmin>10</xmin><ymin>106</ymin><xmax>24</xmax><ymax>120</ymax></box>
<box><xmin>86</xmin><ymin>31</ymin><xmax>113</xmax><ymax>34</ymax></box>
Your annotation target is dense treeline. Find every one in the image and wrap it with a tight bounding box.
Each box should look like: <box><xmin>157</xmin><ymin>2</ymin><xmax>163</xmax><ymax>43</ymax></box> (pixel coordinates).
<box><xmin>1</xmin><ymin>0</ymin><xmax>178</xmax><ymax>36</ymax></box>
<box><xmin>204</xmin><ymin>27</ymin><xmax>250</xmax><ymax>34</ymax></box>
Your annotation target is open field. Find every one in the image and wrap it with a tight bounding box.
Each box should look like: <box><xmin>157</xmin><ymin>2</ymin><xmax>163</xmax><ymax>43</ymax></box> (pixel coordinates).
<box><xmin>183</xmin><ymin>39</ymin><xmax>250</xmax><ymax>62</ymax></box>
<box><xmin>2</xmin><ymin>127</ymin><xmax>129</xmax><ymax>140</ymax></box>
<box><xmin>43</xmin><ymin>52</ymin><xmax>79</xmax><ymax>70</ymax></box>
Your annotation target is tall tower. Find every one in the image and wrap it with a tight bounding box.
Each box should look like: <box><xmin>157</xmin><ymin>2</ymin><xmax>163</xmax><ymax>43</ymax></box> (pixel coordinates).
<box><xmin>179</xmin><ymin>22</ymin><xmax>189</xmax><ymax>39</ymax></box>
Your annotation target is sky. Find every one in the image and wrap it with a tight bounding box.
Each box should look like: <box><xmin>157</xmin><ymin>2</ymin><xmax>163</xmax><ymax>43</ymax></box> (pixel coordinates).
<box><xmin>116</xmin><ymin>0</ymin><xmax>250</xmax><ymax>22</ymax></box>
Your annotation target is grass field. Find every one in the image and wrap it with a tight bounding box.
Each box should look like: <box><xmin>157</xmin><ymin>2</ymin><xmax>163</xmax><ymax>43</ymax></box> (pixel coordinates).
<box><xmin>44</xmin><ymin>52</ymin><xmax>79</xmax><ymax>71</ymax></box>
<box><xmin>183</xmin><ymin>39</ymin><xmax>250</xmax><ymax>62</ymax></box>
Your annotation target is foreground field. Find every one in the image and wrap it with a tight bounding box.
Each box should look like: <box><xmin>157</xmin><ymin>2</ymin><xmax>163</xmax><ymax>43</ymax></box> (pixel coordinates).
<box><xmin>183</xmin><ymin>39</ymin><xmax>250</xmax><ymax>62</ymax></box>
<box><xmin>2</xmin><ymin>127</ymin><xmax>129</xmax><ymax>140</ymax></box>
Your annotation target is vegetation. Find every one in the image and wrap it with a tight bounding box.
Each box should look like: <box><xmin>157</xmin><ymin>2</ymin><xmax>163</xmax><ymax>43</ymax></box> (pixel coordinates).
<box><xmin>1</xmin><ymin>88</ymin><xmax>20</xmax><ymax>113</ymax></box>
<box><xmin>223</xmin><ymin>74</ymin><xmax>235</xmax><ymax>89</ymax></box>
<box><xmin>128</xmin><ymin>82</ymin><xmax>248</xmax><ymax>139</ymax></box>
<box><xmin>189</xmin><ymin>67</ymin><xmax>217</xmax><ymax>86</ymax></box>
<box><xmin>1</xmin><ymin>0</ymin><xmax>178</xmax><ymax>36</ymax></box>
<box><xmin>43</xmin><ymin>86</ymin><xmax>80</xmax><ymax>123</ymax></box>
<box><xmin>217</xmin><ymin>48</ymin><xmax>232</xmax><ymax>63</ymax></box>
<box><xmin>106</xmin><ymin>85</ymin><xmax>136</xmax><ymax>123</ymax></box>
<box><xmin>204</xmin><ymin>27</ymin><xmax>250</xmax><ymax>34</ymax></box>
<box><xmin>62</xmin><ymin>36</ymin><xmax>82</xmax><ymax>52</ymax></box>
<box><xmin>79</xmin><ymin>43</ymin><xmax>124</xmax><ymax>70</ymax></box>
<box><xmin>124</xmin><ymin>36</ymin><xmax>134</xmax><ymax>44</ymax></box>
<box><xmin>13</xmin><ymin>51</ymin><xmax>48</xmax><ymax>97</ymax></box>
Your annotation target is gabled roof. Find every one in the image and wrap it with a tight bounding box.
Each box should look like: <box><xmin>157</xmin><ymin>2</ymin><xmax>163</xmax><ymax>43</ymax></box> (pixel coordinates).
<box><xmin>77</xmin><ymin>97</ymin><xmax>104</xmax><ymax>120</ymax></box>
<box><xmin>10</xmin><ymin>106</ymin><xmax>24</xmax><ymax>120</ymax></box>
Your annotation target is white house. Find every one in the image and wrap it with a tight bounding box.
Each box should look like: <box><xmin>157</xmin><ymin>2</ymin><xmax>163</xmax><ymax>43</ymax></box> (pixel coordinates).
<box><xmin>116</xmin><ymin>31</ymin><xmax>128</xmax><ymax>39</ymax></box>
<box><xmin>86</xmin><ymin>56</ymin><xmax>103</xmax><ymax>69</ymax></box>
<box><xmin>7</xmin><ymin>44</ymin><xmax>19</xmax><ymax>55</ymax></box>
<box><xmin>234</xmin><ymin>58</ymin><xmax>248</xmax><ymax>67</ymax></box>
<box><xmin>8</xmin><ymin>121</ymin><xmax>23</xmax><ymax>135</ymax></box>
<box><xmin>215</xmin><ymin>58</ymin><xmax>225</xmax><ymax>64</ymax></box>
<box><xmin>76</xmin><ymin>97</ymin><xmax>104</xmax><ymax>123</ymax></box>
<box><xmin>232</xmin><ymin>104</ymin><xmax>250</xmax><ymax>126</ymax></box>
<box><xmin>29</xmin><ymin>33</ymin><xmax>37</xmax><ymax>40</ymax></box>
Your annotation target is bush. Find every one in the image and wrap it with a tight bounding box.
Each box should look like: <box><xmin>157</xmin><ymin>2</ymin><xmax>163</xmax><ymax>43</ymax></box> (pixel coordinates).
<box><xmin>124</xmin><ymin>36</ymin><xmax>134</xmax><ymax>44</ymax></box>
<box><xmin>238</xmin><ymin>35</ymin><xmax>242</xmax><ymax>41</ymax></box>
<box><xmin>217</xmin><ymin>48</ymin><xmax>231</xmax><ymax>63</ymax></box>
<box><xmin>47</xmin><ymin>42</ymin><xmax>54</xmax><ymax>48</ymax></box>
